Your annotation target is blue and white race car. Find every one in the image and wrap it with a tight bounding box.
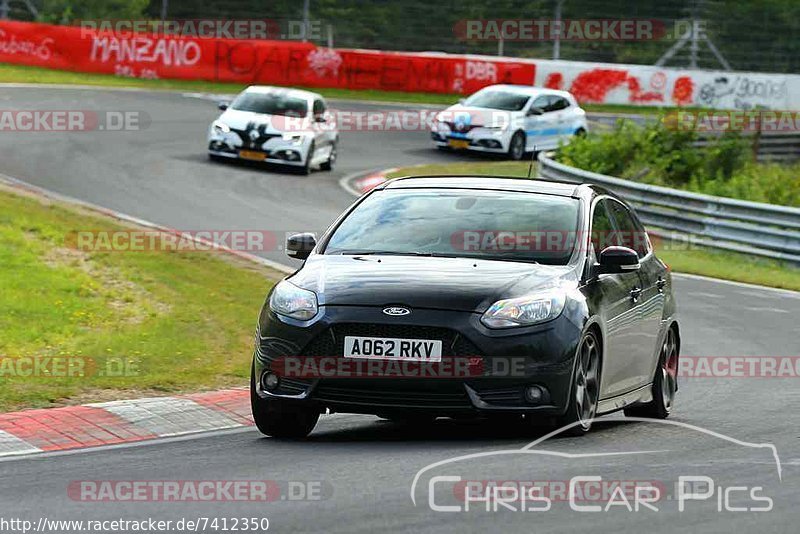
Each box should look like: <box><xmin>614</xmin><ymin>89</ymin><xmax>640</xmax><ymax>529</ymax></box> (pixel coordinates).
<box><xmin>430</xmin><ymin>84</ymin><xmax>588</xmax><ymax>159</ymax></box>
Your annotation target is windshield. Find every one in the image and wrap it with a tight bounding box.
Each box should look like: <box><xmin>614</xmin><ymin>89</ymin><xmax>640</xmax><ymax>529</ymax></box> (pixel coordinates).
<box><xmin>230</xmin><ymin>92</ymin><xmax>308</xmax><ymax>117</ymax></box>
<box><xmin>463</xmin><ymin>90</ymin><xmax>531</xmax><ymax>111</ymax></box>
<box><xmin>324</xmin><ymin>189</ymin><xmax>580</xmax><ymax>265</ymax></box>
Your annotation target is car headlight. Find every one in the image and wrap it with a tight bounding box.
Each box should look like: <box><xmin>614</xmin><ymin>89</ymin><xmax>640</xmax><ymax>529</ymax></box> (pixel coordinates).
<box><xmin>269</xmin><ymin>280</ymin><xmax>318</xmax><ymax>320</ymax></box>
<box><xmin>481</xmin><ymin>288</ymin><xmax>566</xmax><ymax>328</ymax></box>
<box><xmin>281</xmin><ymin>132</ymin><xmax>306</xmax><ymax>144</ymax></box>
<box><xmin>212</xmin><ymin>120</ymin><xmax>230</xmax><ymax>133</ymax></box>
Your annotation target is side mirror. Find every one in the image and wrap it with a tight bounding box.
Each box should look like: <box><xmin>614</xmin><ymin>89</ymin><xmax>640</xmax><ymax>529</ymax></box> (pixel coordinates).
<box><xmin>598</xmin><ymin>246</ymin><xmax>640</xmax><ymax>274</ymax></box>
<box><xmin>527</xmin><ymin>107</ymin><xmax>544</xmax><ymax>116</ymax></box>
<box><xmin>218</xmin><ymin>102</ymin><xmax>229</xmax><ymax>111</ymax></box>
<box><xmin>286</xmin><ymin>233</ymin><xmax>316</xmax><ymax>260</ymax></box>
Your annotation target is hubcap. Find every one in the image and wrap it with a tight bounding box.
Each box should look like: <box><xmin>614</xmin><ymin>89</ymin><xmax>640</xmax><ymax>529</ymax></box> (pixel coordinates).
<box><xmin>512</xmin><ymin>136</ymin><xmax>524</xmax><ymax>159</ymax></box>
<box><xmin>575</xmin><ymin>335</ymin><xmax>600</xmax><ymax>428</ymax></box>
<box><xmin>661</xmin><ymin>330</ymin><xmax>678</xmax><ymax>411</ymax></box>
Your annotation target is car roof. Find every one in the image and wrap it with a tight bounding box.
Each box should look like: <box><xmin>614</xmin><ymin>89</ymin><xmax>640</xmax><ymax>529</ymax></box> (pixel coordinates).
<box><xmin>477</xmin><ymin>84</ymin><xmax>575</xmax><ymax>100</ymax></box>
<box><xmin>244</xmin><ymin>85</ymin><xmax>321</xmax><ymax>101</ymax></box>
<box><xmin>381</xmin><ymin>175</ymin><xmax>590</xmax><ymax>198</ymax></box>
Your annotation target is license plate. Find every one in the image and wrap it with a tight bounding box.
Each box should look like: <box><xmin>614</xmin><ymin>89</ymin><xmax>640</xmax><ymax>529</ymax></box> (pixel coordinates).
<box><xmin>448</xmin><ymin>139</ymin><xmax>470</xmax><ymax>149</ymax></box>
<box><xmin>239</xmin><ymin>150</ymin><xmax>266</xmax><ymax>161</ymax></box>
<box><xmin>344</xmin><ymin>336</ymin><xmax>442</xmax><ymax>362</ymax></box>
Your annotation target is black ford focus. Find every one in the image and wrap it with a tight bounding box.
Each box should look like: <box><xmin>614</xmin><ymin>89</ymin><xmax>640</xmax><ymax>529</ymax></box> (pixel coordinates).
<box><xmin>251</xmin><ymin>176</ymin><xmax>679</xmax><ymax>438</ymax></box>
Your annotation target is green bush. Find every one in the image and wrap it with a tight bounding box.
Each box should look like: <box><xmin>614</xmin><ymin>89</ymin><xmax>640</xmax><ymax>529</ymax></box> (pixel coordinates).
<box><xmin>556</xmin><ymin>119</ymin><xmax>799</xmax><ymax>207</ymax></box>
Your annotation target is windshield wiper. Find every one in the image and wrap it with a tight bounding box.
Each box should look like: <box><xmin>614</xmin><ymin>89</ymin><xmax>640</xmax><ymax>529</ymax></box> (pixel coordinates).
<box><xmin>336</xmin><ymin>250</ymin><xmax>437</xmax><ymax>257</ymax></box>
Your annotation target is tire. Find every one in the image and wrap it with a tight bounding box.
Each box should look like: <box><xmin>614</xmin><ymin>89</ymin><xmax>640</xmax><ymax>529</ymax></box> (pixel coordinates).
<box><xmin>299</xmin><ymin>141</ymin><xmax>315</xmax><ymax>175</ymax></box>
<box><xmin>625</xmin><ymin>327</ymin><xmax>678</xmax><ymax>419</ymax></box>
<box><xmin>557</xmin><ymin>330</ymin><xmax>601</xmax><ymax>436</ymax></box>
<box><xmin>320</xmin><ymin>142</ymin><xmax>336</xmax><ymax>171</ymax></box>
<box><xmin>574</xmin><ymin>128</ymin><xmax>587</xmax><ymax>138</ymax></box>
<box><xmin>250</xmin><ymin>363</ymin><xmax>319</xmax><ymax>438</ymax></box>
<box><xmin>507</xmin><ymin>131</ymin><xmax>526</xmax><ymax>161</ymax></box>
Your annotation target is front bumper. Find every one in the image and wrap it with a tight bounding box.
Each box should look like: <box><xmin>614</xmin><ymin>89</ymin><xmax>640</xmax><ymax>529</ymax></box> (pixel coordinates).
<box><xmin>207</xmin><ymin>131</ymin><xmax>310</xmax><ymax>166</ymax></box>
<box><xmin>430</xmin><ymin>129</ymin><xmax>509</xmax><ymax>154</ymax></box>
<box><xmin>253</xmin><ymin>305</ymin><xmax>581</xmax><ymax>416</ymax></box>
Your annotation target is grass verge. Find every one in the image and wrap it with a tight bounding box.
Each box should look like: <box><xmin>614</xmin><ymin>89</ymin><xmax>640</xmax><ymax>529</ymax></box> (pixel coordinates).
<box><xmin>0</xmin><ymin>184</ymin><xmax>282</xmax><ymax>412</ymax></box>
<box><xmin>0</xmin><ymin>63</ymin><xmax>672</xmax><ymax>114</ymax></box>
<box><xmin>386</xmin><ymin>161</ymin><xmax>800</xmax><ymax>291</ymax></box>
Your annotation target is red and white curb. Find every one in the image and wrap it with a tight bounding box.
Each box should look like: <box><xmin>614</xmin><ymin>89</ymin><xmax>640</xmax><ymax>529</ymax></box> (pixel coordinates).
<box><xmin>0</xmin><ymin>173</ymin><xmax>298</xmax><ymax>459</ymax></box>
<box><xmin>339</xmin><ymin>168</ymin><xmax>395</xmax><ymax>196</ymax></box>
<box><xmin>0</xmin><ymin>389</ymin><xmax>252</xmax><ymax>458</ymax></box>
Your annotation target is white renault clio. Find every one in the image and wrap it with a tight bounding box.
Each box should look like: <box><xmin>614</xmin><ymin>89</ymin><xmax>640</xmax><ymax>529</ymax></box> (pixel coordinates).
<box><xmin>208</xmin><ymin>86</ymin><xmax>338</xmax><ymax>174</ymax></box>
<box><xmin>430</xmin><ymin>85</ymin><xmax>588</xmax><ymax>160</ymax></box>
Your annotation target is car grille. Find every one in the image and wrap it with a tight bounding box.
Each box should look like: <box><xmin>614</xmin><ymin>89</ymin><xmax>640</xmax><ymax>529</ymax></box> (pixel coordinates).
<box><xmin>231</xmin><ymin>128</ymin><xmax>281</xmax><ymax>149</ymax></box>
<box><xmin>299</xmin><ymin>323</ymin><xmax>484</xmax><ymax>359</ymax></box>
<box><xmin>313</xmin><ymin>380</ymin><xmax>472</xmax><ymax>409</ymax></box>
<box><xmin>275</xmin><ymin>376</ymin><xmax>313</xmax><ymax>396</ymax></box>
<box><xmin>472</xmin><ymin>385</ymin><xmax>525</xmax><ymax>406</ymax></box>
<box><xmin>444</xmin><ymin>122</ymin><xmax>479</xmax><ymax>133</ymax></box>
<box><xmin>301</xmin><ymin>324</ymin><xmax>484</xmax><ymax>408</ymax></box>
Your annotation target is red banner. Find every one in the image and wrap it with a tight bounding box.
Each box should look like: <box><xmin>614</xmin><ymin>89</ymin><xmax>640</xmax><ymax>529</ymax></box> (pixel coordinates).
<box><xmin>0</xmin><ymin>20</ymin><xmax>535</xmax><ymax>95</ymax></box>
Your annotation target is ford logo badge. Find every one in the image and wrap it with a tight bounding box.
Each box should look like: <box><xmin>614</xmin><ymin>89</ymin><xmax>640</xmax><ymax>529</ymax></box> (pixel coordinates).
<box><xmin>383</xmin><ymin>306</ymin><xmax>410</xmax><ymax>316</ymax></box>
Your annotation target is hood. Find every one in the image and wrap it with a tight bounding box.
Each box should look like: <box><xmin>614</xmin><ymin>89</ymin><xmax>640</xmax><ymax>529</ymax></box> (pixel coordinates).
<box><xmin>436</xmin><ymin>105</ymin><xmax>520</xmax><ymax>129</ymax></box>
<box><xmin>217</xmin><ymin>108</ymin><xmax>310</xmax><ymax>134</ymax></box>
<box><xmin>289</xmin><ymin>255</ymin><xmax>574</xmax><ymax>313</ymax></box>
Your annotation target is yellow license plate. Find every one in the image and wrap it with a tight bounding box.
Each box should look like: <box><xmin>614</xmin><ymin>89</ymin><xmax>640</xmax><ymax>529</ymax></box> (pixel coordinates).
<box><xmin>239</xmin><ymin>150</ymin><xmax>266</xmax><ymax>161</ymax></box>
<box><xmin>448</xmin><ymin>139</ymin><xmax>470</xmax><ymax>149</ymax></box>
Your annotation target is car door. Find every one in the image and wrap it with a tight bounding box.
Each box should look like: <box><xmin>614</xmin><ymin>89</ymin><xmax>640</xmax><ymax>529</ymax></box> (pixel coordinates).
<box><xmin>550</xmin><ymin>96</ymin><xmax>574</xmax><ymax>143</ymax></box>
<box><xmin>587</xmin><ymin>198</ymin><xmax>645</xmax><ymax>400</ymax></box>
<box><xmin>609</xmin><ymin>200</ymin><xmax>667</xmax><ymax>387</ymax></box>
<box><xmin>524</xmin><ymin>95</ymin><xmax>557</xmax><ymax>150</ymax></box>
<box><xmin>610</xmin><ymin>201</ymin><xmax>666</xmax><ymax>392</ymax></box>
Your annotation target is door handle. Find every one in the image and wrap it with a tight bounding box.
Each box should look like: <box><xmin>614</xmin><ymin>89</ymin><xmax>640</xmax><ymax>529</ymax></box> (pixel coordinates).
<box><xmin>629</xmin><ymin>286</ymin><xmax>642</xmax><ymax>302</ymax></box>
<box><xmin>656</xmin><ymin>277</ymin><xmax>667</xmax><ymax>292</ymax></box>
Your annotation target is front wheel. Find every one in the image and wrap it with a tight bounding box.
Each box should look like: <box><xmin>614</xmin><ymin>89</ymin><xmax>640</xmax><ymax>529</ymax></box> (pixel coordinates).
<box><xmin>320</xmin><ymin>142</ymin><xmax>336</xmax><ymax>171</ymax></box>
<box><xmin>625</xmin><ymin>328</ymin><xmax>678</xmax><ymax>419</ymax></box>
<box><xmin>299</xmin><ymin>141</ymin><xmax>315</xmax><ymax>175</ymax></box>
<box><xmin>250</xmin><ymin>364</ymin><xmax>319</xmax><ymax>438</ymax></box>
<box><xmin>507</xmin><ymin>131</ymin><xmax>526</xmax><ymax>160</ymax></box>
<box><xmin>557</xmin><ymin>330</ymin><xmax>601</xmax><ymax>436</ymax></box>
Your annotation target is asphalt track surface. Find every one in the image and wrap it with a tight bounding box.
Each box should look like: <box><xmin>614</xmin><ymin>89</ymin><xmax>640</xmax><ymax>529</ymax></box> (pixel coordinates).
<box><xmin>1</xmin><ymin>86</ymin><xmax>799</xmax><ymax>533</ymax></box>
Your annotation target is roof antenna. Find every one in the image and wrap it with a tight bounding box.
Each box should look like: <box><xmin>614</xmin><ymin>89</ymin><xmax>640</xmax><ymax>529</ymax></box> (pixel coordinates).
<box><xmin>526</xmin><ymin>145</ymin><xmax>537</xmax><ymax>178</ymax></box>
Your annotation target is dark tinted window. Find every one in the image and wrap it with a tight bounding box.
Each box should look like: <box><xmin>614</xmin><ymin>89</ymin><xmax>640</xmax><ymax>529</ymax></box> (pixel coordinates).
<box><xmin>551</xmin><ymin>96</ymin><xmax>570</xmax><ymax>110</ymax></box>
<box><xmin>608</xmin><ymin>201</ymin><xmax>650</xmax><ymax>258</ymax></box>
<box><xmin>464</xmin><ymin>90</ymin><xmax>530</xmax><ymax>111</ymax></box>
<box><xmin>590</xmin><ymin>199</ymin><xmax>619</xmax><ymax>255</ymax></box>
<box><xmin>532</xmin><ymin>95</ymin><xmax>550</xmax><ymax>111</ymax></box>
<box><xmin>325</xmin><ymin>189</ymin><xmax>581</xmax><ymax>265</ymax></box>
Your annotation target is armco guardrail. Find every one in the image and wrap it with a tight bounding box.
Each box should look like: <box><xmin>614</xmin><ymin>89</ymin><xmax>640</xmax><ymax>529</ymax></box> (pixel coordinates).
<box><xmin>694</xmin><ymin>131</ymin><xmax>800</xmax><ymax>162</ymax></box>
<box><xmin>538</xmin><ymin>152</ymin><xmax>800</xmax><ymax>264</ymax></box>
